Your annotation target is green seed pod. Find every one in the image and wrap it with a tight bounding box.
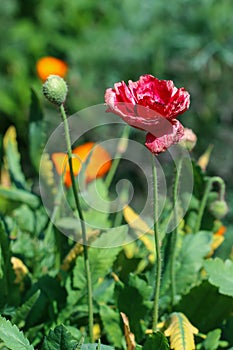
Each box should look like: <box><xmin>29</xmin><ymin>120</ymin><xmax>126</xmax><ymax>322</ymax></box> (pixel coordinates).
<box><xmin>42</xmin><ymin>75</ymin><xmax>68</xmax><ymax>106</ymax></box>
<box><xmin>209</xmin><ymin>200</ymin><xmax>229</xmax><ymax>219</ymax></box>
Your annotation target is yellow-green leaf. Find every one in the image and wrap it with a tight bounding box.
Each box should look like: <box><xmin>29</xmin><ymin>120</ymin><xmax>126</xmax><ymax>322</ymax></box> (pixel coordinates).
<box><xmin>164</xmin><ymin>312</ymin><xmax>198</xmax><ymax>350</ymax></box>
<box><xmin>123</xmin><ymin>205</ymin><xmax>153</xmax><ymax>235</ymax></box>
<box><xmin>3</xmin><ymin>126</ymin><xmax>26</xmax><ymax>188</ymax></box>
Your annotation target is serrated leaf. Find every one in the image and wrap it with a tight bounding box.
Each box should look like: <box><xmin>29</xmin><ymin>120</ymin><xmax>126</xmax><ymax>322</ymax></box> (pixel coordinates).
<box><xmin>143</xmin><ymin>332</ymin><xmax>169</xmax><ymax>349</ymax></box>
<box><xmin>0</xmin><ymin>315</ymin><xmax>34</xmax><ymax>350</ymax></box>
<box><xmin>12</xmin><ymin>290</ymin><xmax>40</xmax><ymax>328</ymax></box>
<box><xmin>116</xmin><ymin>274</ymin><xmax>152</xmax><ymax>341</ymax></box>
<box><xmin>73</xmin><ymin>226</ymin><xmax>128</xmax><ymax>293</ymax></box>
<box><xmin>42</xmin><ymin>325</ymin><xmax>77</xmax><ymax>350</ymax></box>
<box><xmin>160</xmin><ymin>231</ymin><xmax>212</xmax><ymax>309</ymax></box>
<box><xmin>91</xmin><ymin>225</ymin><xmax>128</xmax><ymax>248</ymax></box>
<box><xmin>176</xmin><ymin>281</ymin><xmax>233</xmax><ymax>333</ymax></box>
<box><xmin>29</xmin><ymin>89</ymin><xmax>47</xmax><ymax>172</ymax></box>
<box><xmin>3</xmin><ymin>126</ymin><xmax>26</xmax><ymax>188</ymax></box>
<box><xmin>99</xmin><ymin>305</ymin><xmax>122</xmax><ymax>348</ymax></box>
<box><xmin>164</xmin><ymin>312</ymin><xmax>198</xmax><ymax>350</ymax></box>
<box><xmin>204</xmin><ymin>258</ymin><xmax>233</xmax><ymax>297</ymax></box>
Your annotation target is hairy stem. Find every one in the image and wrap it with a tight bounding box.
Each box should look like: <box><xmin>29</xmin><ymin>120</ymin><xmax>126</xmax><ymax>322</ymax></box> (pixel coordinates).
<box><xmin>170</xmin><ymin>158</ymin><xmax>183</xmax><ymax>306</ymax></box>
<box><xmin>152</xmin><ymin>156</ymin><xmax>162</xmax><ymax>331</ymax></box>
<box><xmin>60</xmin><ymin>104</ymin><xmax>94</xmax><ymax>342</ymax></box>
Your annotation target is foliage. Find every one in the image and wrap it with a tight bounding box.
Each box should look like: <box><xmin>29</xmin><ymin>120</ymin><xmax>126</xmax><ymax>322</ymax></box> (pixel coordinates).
<box><xmin>0</xmin><ymin>6</ymin><xmax>233</xmax><ymax>347</ymax></box>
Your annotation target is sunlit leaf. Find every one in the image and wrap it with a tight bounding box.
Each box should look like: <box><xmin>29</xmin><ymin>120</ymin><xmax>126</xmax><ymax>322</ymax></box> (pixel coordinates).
<box><xmin>164</xmin><ymin>312</ymin><xmax>198</xmax><ymax>350</ymax></box>
<box><xmin>204</xmin><ymin>258</ymin><xmax>233</xmax><ymax>297</ymax></box>
<box><xmin>0</xmin><ymin>315</ymin><xmax>34</xmax><ymax>350</ymax></box>
<box><xmin>123</xmin><ymin>205</ymin><xmax>153</xmax><ymax>235</ymax></box>
<box><xmin>197</xmin><ymin>144</ymin><xmax>214</xmax><ymax>172</ymax></box>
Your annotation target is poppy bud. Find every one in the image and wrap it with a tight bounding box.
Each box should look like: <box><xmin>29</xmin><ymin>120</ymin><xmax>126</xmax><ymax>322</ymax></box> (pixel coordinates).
<box><xmin>42</xmin><ymin>75</ymin><xmax>68</xmax><ymax>106</ymax></box>
<box><xmin>209</xmin><ymin>200</ymin><xmax>228</xmax><ymax>219</ymax></box>
<box><xmin>179</xmin><ymin>128</ymin><xmax>197</xmax><ymax>151</ymax></box>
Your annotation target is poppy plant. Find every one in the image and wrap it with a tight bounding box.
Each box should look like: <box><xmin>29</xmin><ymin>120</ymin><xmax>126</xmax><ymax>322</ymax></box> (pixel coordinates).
<box><xmin>52</xmin><ymin>142</ymin><xmax>112</xmax><ymax>187</ymax></box>
<box><xmin>36</xmin><ymin>56</ymin><xmax>68</xmax><ymax>82</ymax></box>
<box><xmin>105</xmin><ymin>74</ymin><xmax>190</xmax><ymax>155</ymax></box>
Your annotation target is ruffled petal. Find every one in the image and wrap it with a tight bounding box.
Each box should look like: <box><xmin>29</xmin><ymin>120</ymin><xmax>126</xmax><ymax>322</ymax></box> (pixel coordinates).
<box><xmin>145</xmin><ymin>120</ymin><xmax>184</xmax><ymax>155</ymax></box>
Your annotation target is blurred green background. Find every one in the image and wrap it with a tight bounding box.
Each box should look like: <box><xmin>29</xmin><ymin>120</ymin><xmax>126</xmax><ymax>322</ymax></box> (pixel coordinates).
<box><xmin>0</xmin><ymin>0</ymin><xmax>233</xmax><ymax>187</ymax></box>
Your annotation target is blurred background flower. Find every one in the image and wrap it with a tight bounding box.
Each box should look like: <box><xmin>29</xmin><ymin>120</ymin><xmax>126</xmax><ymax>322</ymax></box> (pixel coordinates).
<box><xmin>52</xmin><ymin>142</ymin><xmax>112</xmax><ymax>187</ymax></box>
<box><xmin>37</xmin><ymin>57</ymin><xmax>68</xmax><ymax>82</ymax></box>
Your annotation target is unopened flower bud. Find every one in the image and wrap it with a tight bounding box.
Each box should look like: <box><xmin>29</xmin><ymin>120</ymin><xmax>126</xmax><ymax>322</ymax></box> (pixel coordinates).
<box><xmin>209</xmin><ymin>200</ymin><xmax>229</xmax><ymax>219</ymax></box>
<box><xmin>179</xmin><ymin>128</ymin><xmax>197</xmax><ymax>151</ymax></box>
<box><xmin>42</xmin><ymin>75</ymin><xmax>68</xmax><ymax>106</ymax></box>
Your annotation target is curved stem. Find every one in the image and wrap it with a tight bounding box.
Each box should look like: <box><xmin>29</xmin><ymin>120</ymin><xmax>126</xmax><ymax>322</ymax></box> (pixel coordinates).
<box><xmin>194</xmin><ymin>176</ymin><xmax>226</xmax><ymax>233</ymax></box>
<box><xmin>60</xmin><ymin>104</ymin><xmax>94</xmax><ymax>342</ymax></box>
<box><xmin>151</xmin><ymin>156</ymin><xmax>162</xmax><ymax>332</ymax></box>
<box><xmin>105</xmin><ymin>125</ymin><xmax>130</xmax><ymax>189</ymax></box>
<box><xmin>170</xmin><ymin>158</ymin><xmax>183</xmax><ymax>306</ymax></box>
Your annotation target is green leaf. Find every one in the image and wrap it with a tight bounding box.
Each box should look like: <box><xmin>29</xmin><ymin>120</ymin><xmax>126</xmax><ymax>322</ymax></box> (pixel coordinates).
<box><xmin>99</xmin><ymin>304</ymin><xmax>122</xmax><ymax>348</ymax></box>
<box><xmin>29</xmin><ymin>89</ymin><xmax>46</xmax><ymax>172</ymax></box>
<box><xmin>12</xmin><ymin>290</ymin><xmax>40</xmax><ymax>328</ymax></box>
<box><xmin>176</xmin><ymin>281</ymin><xmax>233</xmax><ymax>333</ymax></box>
<box><xmin>0</xmin><ymin>186</ymin><xmax>40</xmax><ymax>214</ymax></box>
<box><xmin>116</xmin><ymin>273</ymin><xmax>152</xmax><ymax>341</ymax></box>
<box><xmin>143</xmin><ymin>332</ymin><xmax>169</xmax><ymax>349</ymax></box>
<box><xmin>42</xmin><ymin>325</ymin><xmax>77</xmax><ymax>350</ymax></box>
<box><xmin>0</xmin><ymin>221</ymin><xmax>20</xmax><ymax>307</ymax></box>
<box><xmin>3</xmin><ymin>126</ymin><xmax>27</xmax><ymax>189</ymax></box>
<box><xmin>0</xmin><ymin>315</ymin><xmax>34</xmax><ymax>350</ymax></box>
<box><xmin>204</xmin><ymin>258</ymin><xmax>233</xmax><ymax>297</ymax></box>
<box><xmin>176</xmin><ymin>231</ymin><xmax>213</xmax><ymax>294</ymax></box>
<box><xmin>202</xmin><ymin>329</ymin><xmax>222</xmax><ymax>350</ymax></box>
<box><xmin>73</xmin><ymin>226</ymin><xmax>128</xmax><ymax>291</ymax></box>
<box><xmin>192</xmin><ymin>161</ymin><xmax>206</xmax><ymax>199</ymax></box>
<box><xmin>25</xmin><ymin>275</ymin><xmax>67</xmax><ymax>329</ymax></box>
<box><xmin>81</xmin><ymin>344</ymin><xmax>114</xmax><ymax>350</ymax></box>
<box><xmin>160</xmin><ymin>231</ymin><xmax>212</xmax><ymax>309</ymax></box>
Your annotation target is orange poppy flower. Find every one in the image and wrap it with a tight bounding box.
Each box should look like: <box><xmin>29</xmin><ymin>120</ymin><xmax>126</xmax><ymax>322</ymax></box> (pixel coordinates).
<box><xmin>36</xmin><ymin>56</ymin><xmax>68</xmax><ymax>82</ymax></box>
<box><xmin>52</xmin><ymin>142</ymin><xmax>112</xmax><ymax>187</ymax></box>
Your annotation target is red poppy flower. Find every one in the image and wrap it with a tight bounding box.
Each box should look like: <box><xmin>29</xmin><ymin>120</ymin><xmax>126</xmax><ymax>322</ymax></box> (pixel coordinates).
<box><xmin>105</xmin><ymin>74</ymin><xmax>190</xmax><ymax>155</ymax></box>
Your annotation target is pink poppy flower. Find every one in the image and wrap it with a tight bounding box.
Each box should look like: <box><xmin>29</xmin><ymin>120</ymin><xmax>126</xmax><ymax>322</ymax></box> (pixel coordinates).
<box><xmin>105</xmin><ymin>74</ymin><xmax>190</xmax><ymax>155</ymax></box>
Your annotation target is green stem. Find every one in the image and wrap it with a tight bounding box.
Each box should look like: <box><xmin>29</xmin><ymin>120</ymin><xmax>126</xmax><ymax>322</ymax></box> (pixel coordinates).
<box><xmin>170</xmin><ymin>159</ymin><xmax>183</xmax><ymax>306</ymax></box>
<box><xmin>60</xmin><ymin>104</ymin><xmax>94</xmax><ymax>342</ymax></box>
<box><xmin>45</xmin><ymin>183</ymin><xmax>63</xmax><ymax>270</ymax></box>
<box><xmin>105</xmin><ymin>125</ymin><xmax>130</xmax><ymax>189</ymax></box>
<box><xmin>194</xmin><ymin>176</ymin><xmax>226</xmax><ymax>233</ymax></box>
<box><xmin>151</xmin><ymin>156</ymin><xmax>162</xmax><ymax>332</ymax></box>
